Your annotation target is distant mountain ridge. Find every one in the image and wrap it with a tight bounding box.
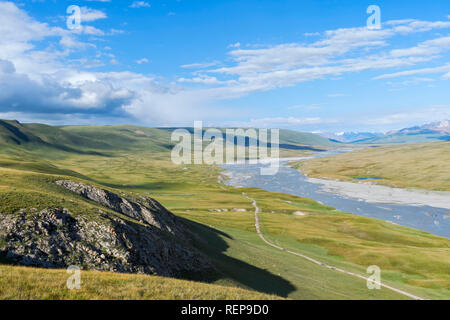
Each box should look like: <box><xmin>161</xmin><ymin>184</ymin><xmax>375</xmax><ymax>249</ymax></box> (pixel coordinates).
<box><xmin>318</xmin><ymin>131</ymin><xmax>383</xmax><ymax>143</ymax></box>
<box><xmin>317</xmin><ymin>120</ymin><xmax>450</xmax><ymax>144</ymax></box>
<box><xmin>387</xmin><ymin>120</ymin><xmax>450</xmax><ymax>135</ymax></box>
<box><xmin>354</xmin><ymin>120</ymin><xmax>450</xmax><ymax>144</ymax></box>
<box><xmin>0</xmin><ymin>119</ymin><xmax>338</xmax><ymax>157</ymax></box>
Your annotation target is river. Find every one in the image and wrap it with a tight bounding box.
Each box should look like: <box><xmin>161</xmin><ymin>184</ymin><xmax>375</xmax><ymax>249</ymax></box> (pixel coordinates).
<box><xmin>221</xmin><ymin>151</ymin><xmax>450</xmax><ymax>238</ymax></box>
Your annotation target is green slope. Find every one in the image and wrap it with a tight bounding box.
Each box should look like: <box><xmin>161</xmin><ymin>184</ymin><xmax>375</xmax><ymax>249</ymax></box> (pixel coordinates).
<box><xmin>0</xmin><ymin>120</ymin><xmax>45</xmax><ymax>145</ymax></box>
<box><xmin>1</xmin><ymin>119</ymin><xmax>338</xmax><ymax>159</ymax></box>
<box><xmin>0</xmin><ymin>119</ymin><xmax>448</xmax><ymax>300</ymax></box>
<box><xmin>0</xmin><ymin>162</ymin><xmax>422</xmax><ymax>300</ymax></box>
<box><xmin>279</xmin><ymin>129</ymin><xmax>338</xmax><ymax>148</ymax></box>
<box><xmin>296</xmin><ymin>141</ymin><xmax>450</xmax><ymax>191</ymax></box>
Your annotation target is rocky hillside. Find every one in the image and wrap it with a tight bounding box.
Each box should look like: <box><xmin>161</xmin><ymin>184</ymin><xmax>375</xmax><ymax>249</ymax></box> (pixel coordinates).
<box><xmin>0</xmin><ymin>180</ymin><xmax>211</xmax><ymax>277</ymax></box>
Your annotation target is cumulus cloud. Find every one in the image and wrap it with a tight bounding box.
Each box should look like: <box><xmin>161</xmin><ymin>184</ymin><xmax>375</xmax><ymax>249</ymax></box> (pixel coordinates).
<box><xmin>0</xmin><ymin>2</ymin><xmax>137</xmax><ymax>118</ymax></box>
<box><xmin>0</xmin><ymin>58</ymin><xmax>134</xmax><ymax>115</ymax></box>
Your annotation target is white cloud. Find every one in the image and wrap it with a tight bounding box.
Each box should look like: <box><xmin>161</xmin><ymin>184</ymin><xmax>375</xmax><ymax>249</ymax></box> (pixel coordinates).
<box><xmin>304</xmin><ymin>32</ymin><xmax>320</xmax><ymax>37</ymax></box>
<box><xmin>176</xmin><ymin>19</ymin><xmax>450</xmax><ymax>99</ymax></box>
<box><xmin>80</xmin><ymin>7</ymin><xmax>107</xmax><ymax>22</ymax></box>
<box><xmin>386</xmin><ymin>19</ymin><xmax>450</xmax><ymax>33</ymax></box>
<box><xmin>232</xmin><ymin>117</ymin><xmax>334</xmax><ymax>129</ymax></box>
<box><xmin>180</xmin><ymin>61</ymin><xmax>219</xmax><ymax>69</ymax></box>
<box><xmin>227</xmin><ymin>42</ymin><xmax>241</xmax><ymax>48</ymax></box>
<box><xmin>178</xmin><ymin>75</ymin><xmax>223</xmax><ymax>85</ymax></box>
<box><xmin>136</xmin><ymin>58</ymin><xmax>149</xmax><ymax>64</ymax></box>
<box><xmin>374</xmin><ymin>63</ymin><xmax>450</xmax><ymax>79</ymax></box>
<box><xmin>363</xmin><ymin>105</ymin><xmax>450</xmax><ymax>126</ymax></box>
<box><xmin>385</xmin><ymin>77</ymin><xmax>435</xmax><ymax>87</ymax></box>
<box><xmin>130</xmin><ymin>1</ymin><xmax>151</xmax><ymax>8</ymax></box>
<box><xmin>390</xmin><ymin>36</ymin><xmax>450</xmax><ymax>57</ymax></box>
<box><xmin>0</xmin><ymin>58</ymin><xmax>134</xmax><ymax>114</ymax></box>
<box><xmin>81</xmin><ymin>25</ymin><xmax>105</xmax><ymax>35</ymax></box>
<box><xmin>108</xmin><ymin>29</ymin><xmax>125</xmax><ymax>35</ymax></box>
<box><xmin>0</xmin><ymin>3</ymin><xmax>135</xmax><ymax>118</ymax></box>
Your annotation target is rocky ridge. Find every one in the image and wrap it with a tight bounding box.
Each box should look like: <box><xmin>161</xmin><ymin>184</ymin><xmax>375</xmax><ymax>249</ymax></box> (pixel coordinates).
<box><xmin>0</xmin><ymin>180</ymin><xmax>211</xmax><ymax>277</ymax></box>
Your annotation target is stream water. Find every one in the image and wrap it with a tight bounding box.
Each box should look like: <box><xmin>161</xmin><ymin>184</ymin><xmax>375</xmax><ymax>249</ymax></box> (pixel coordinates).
<box><xmin>221</xmin><ymin>151</ymin><xmax>450</xmax><ymax>238</ymax></box>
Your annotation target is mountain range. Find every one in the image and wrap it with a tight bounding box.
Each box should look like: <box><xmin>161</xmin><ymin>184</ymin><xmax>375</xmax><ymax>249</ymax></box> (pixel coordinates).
<box><xmin>387</xmin><ymin>120</ymin><xmax>450</xmax><ymax>135</ymax></box>
<box><xmin>319</xmin><ymin>120</ymin><xmax>450</xmax><ymax>144</ymax></box>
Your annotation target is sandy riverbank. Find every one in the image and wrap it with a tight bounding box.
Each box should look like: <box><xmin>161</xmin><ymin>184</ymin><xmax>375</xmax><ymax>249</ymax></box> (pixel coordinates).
<box><xmin>307</xmin><ymin>177</ymin><xmax>450</xmax><ymax>210</ymax></box>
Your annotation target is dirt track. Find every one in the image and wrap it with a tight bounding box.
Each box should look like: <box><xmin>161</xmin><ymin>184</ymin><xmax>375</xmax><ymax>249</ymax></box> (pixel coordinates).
<box><xmin>244</xmin><ymin>193</ymin><xmax>424</xmax><ymax>300</ymax></box>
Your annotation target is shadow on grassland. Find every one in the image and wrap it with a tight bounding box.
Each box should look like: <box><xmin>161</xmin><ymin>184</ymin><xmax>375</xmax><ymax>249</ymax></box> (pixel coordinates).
<box><xmin>178</xmin><ymin>217</ymin><xmax>296</xmax><ymax>298</ymax></box>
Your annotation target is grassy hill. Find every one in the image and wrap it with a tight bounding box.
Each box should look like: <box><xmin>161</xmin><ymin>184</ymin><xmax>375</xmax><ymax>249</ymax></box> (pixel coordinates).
<box><xmin>297</xmin><ymin>141</ymin><xmax>450</xmax><ymax>191</ymax></box>
<box><xmin>0</xmin><ymin>264</ymin><xmax>281</xmax><ymax>300</ymax></box>
<box><xmin>0</xmin><ymin>120</ymin><xmax>338</xmax><ymax>159</ymax></box>
<box><xmin>0</xmin><ymin>164</ymin><xmax>425</xmax><ymax>300</ymax></box>
<box><xmin>279</xmin><ymin>129</ymin><xmax>338</xmax><ymax>147</ymax></box>
<box><xmin>0</xmin><ymin>120</ymin><xmax>448</xmax><ymax>300</ymax></box>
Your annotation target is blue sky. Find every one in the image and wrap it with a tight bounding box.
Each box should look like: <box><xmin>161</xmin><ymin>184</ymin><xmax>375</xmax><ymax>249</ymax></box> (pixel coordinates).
<box><xmin>0</xmin><ymin>0</ymin><xmax>449</xmax><ymax>132</ymax></box>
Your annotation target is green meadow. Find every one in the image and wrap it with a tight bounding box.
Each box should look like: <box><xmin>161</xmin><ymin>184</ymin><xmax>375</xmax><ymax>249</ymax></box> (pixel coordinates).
<box><xmin>0</xmin><ymin>121</ymin><xmax>449</xmax><ymax>300</ymax></box>
<box><xmin>296</xmin><ymin>141</ymin><xmax>450</xmax><ymax>191</ymax></box>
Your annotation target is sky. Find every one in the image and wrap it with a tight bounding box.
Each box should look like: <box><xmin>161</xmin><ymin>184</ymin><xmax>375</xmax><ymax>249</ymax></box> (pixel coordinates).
<box><xmin>0</xmin><ymin>0</ymin><xmax>449</xmax><ymax>133</ymax></box>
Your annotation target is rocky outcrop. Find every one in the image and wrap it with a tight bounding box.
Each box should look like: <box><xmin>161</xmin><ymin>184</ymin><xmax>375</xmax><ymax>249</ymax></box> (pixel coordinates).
<box><xmin>0</xmin><ymin>181</ymin><xmax>211</xmax><ymax>277</ymax></box>
<box><xmin>55</xmin><ymin>180</ymin><xmax>189</xmax><ymax>242</ymax></box>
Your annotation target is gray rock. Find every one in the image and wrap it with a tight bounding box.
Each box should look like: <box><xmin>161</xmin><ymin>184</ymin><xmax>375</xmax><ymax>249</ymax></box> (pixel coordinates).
<box><xmin>0</xmin><ymin>181</ymin><xmax>212</xmax><ymax>278</ymax></box>
<box><xmin>55</xmin><ymin>180</ymin><xmax>189</xmax><ymax>242</ymax></box>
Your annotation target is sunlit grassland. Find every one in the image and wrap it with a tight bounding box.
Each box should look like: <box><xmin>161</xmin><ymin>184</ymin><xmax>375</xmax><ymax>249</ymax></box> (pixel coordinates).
<box><xmin>0</xmin><ymin>265</ymin><xmax>281</xmax><ymax>300</ymax></box>
<box><xmin>248</xmin><ymin>190</ymin><xmax>450</xmax><ymax>299</ymax></box>
<box><xmin>295</xmin><ymin>141</ymin><xmax>450</xmax><ymax>191</ymax></box>
<box><xmin>180</xmin><ymin>220</ymin><xmax>411</xmax><ymax>299</ymax></box>
<box><xmin>51</xmin><ymin>152</ymin><xmax>450</xmax><ymax>299</ymax></box>
<box><xmin>0</xmin><ymin>146</ymin><xmax>449</xmax><ymax>299</ymax></box>
<box><xmin>173</xmin><ymin>188</ymin><xmax>449</xmax><ymax>300</ymax></box>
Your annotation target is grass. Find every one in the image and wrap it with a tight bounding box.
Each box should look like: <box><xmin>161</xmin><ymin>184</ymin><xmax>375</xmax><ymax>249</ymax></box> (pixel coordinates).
<box><xmin>0</xmin><ymin>122</ymin><xmax>449</xmax><ymax>299</ymax></box>
<box><xmin>0</xmin><ymin>265</ymin><xmax>281</xmax><ymax>300</ymax></box>
<box><xmin>254</xmin><ymin>194</ymin><xmax>450</xmax><ymax>294</ymax></box>
<box><xmin>296</xmin><ymin>141</ymin><xmax>450</xmax><ymax>191</ymax></box>
<box><xmin>173</xmin><ymin>189</ymin><xmax>450</xmax><ymax>300</ymax></box>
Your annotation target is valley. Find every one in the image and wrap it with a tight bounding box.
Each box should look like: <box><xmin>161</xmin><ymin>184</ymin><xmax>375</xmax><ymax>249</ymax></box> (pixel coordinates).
<box><xmin>0</xmin><ymin>120</ymin><xmax>449</xmax><ymax>300</ymax></box>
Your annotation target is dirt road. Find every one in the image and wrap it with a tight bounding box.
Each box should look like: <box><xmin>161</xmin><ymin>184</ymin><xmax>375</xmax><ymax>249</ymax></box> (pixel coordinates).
<box><xmin>244</xmin><ymin>193</ymin><xmax>424</xmax><ymax>300</ymax></box>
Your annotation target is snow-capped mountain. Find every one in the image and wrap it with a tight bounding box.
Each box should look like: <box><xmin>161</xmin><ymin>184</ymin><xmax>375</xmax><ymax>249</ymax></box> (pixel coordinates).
<box><xmin>319</xmin><ymin>120</ymin><xmax>450</xmax><ymax>144</ymax></box>
<box><xmin>388</xmin><ymin>120</ymin><xmax>450</xmax><ymax>135</ymax></box>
